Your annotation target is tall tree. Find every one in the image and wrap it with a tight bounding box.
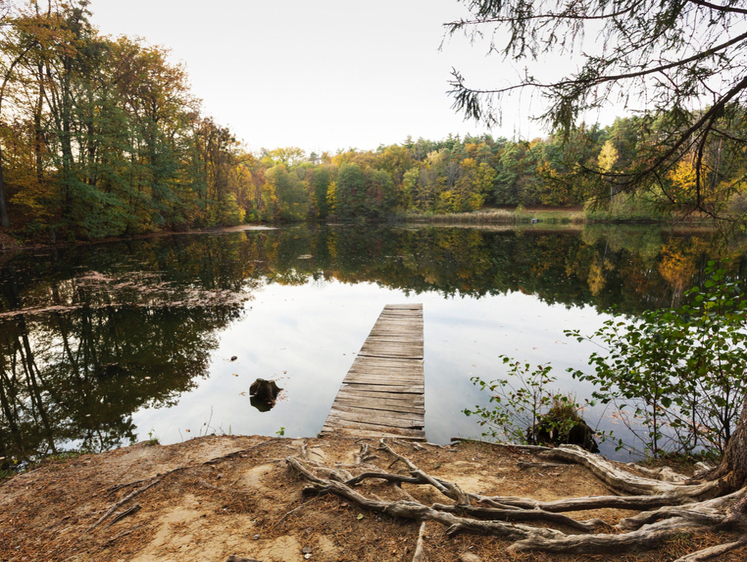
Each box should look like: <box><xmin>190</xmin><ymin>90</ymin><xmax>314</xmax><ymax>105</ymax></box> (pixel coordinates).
<box><xmin>448</xmin><ymin>0</ymin><xmax>747</xmax><ymax>216</ymax></box>
<box><xmin>0</xmin><ymin>0</ymin><xmax>43</xmax><ymax>229</ymax></box>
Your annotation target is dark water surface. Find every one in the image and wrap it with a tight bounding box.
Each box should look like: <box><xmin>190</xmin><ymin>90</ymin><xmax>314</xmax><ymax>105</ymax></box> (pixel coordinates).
<box><xmin>1</xmin><ymin>223</ymin><xmax>745</xmax><ymax>464</ymax></box>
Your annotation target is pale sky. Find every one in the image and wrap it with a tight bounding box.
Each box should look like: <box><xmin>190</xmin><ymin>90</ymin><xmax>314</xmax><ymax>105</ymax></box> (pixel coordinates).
<box><xmin>89</xmin><ymin>0</ymin><xmax>585</xmax><ymax>155</ymax></box>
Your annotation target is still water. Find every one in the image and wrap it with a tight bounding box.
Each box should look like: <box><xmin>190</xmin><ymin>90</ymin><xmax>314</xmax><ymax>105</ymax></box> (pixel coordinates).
<box><xmin>1</xmin><ymin>223</ymin><xmax>743</xmax><ymax>463</ymax></box>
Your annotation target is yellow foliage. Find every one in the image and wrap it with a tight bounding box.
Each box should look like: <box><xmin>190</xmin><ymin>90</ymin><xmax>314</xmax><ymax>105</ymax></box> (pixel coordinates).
<box><xmin>597</xmin><ymin>140</ymin><xmax>619</xmax><ymax>173</ymax></box>
<box><xmin>666</xmin><ymin>159</ymin><xmax>697</xmax><ymax>203</ymax></box>
<box><xmin>326</xmin><ymin>181</ymin><xmax>337</xmax><ymax>214</ymax></box>
<box><xmin>658</xmin><ymin>245</ymin><xmax>697</xmax><ymax>295</ymax></box>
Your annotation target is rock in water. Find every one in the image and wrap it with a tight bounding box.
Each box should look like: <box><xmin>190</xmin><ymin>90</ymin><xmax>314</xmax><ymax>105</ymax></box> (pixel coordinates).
<box><xmin>527</xmin><ymin>413</ymin><xmax>599</xmax><ymax>453</ymax></box>
<box><xmin>249</xmin><ymin>378</ymin><xmax>283</xmax><ymax>412</ymax></box>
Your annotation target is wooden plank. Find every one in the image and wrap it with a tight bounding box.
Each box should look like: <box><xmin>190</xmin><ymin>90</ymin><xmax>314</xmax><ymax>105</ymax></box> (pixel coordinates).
<box><xmin>322</xmin><ymin>425</ymin><xmax>425</xmax><ymax>440</ymax></box>
<box><xmin>332</xmin><ymin>396</ymin><xmax>424</xmax><ymax>415</ymax></box>
<box><xmin>345</xmin><ymin>366</ymin><xmax>423</xmax><ymax>375</ymax></box>
<box><xmin>325</xmin><ymin>422</ymin><xmax>424</xmax><ymax>440</ymax></box>
<box><xmin>321</xmin><ymin>304</ymin><xmax>425</xmax><ymax>440</ymax></box>
<box><xmin>326</xmin><ymin>413</ymin><xmax>424</xmax><ymax>433</ymax></box>
<box><xmin>346</xmin><ymin>364</ymin><xmax>423</xmax><ymax>376</ymax></box>
<box><xmin>342</xmin><ymin>378</ymin><xmax>423</xmax><ymax>389</ymax></box>
<box><xmin>341</xmin><ymin>383</ymin><xmax>424</xmax><ymax>394</ymax></box>
<box><xmin>328</xmin><ymin>407</ymin><xmax>424</xmax><ymax>427</ymax></box>
<box><xmin>363</xmin><ymin>343</ymin><xmax>422</xmax><ymax>349</ymax></box>
<box><xmin>329</xmin><ymin>403</ymin><xmax>424</xmax><ymax>421</ymax></box>
<box><xmin>365</xmin><ymin>336</ymin><xmax>422</xmax><ymax>343</ymax></box>
<box><xmin>344</xmin><ymin>371</ymin><xmax>423</xmax><ymax>382</ymax></box>
<box><xmin>343</xmin><ymin>369</ymin><xmax>423</xmax><ymax>378</ymax></box>
<box><xmin>347</xmin><ymin>358</ymin><xmax>423</xmax><ymax>370</ymax></box>
<box><xmin>335</xmin><ymin>398</ymin><xmax>424</xmax><ymax>411</ymax></box>
<box><xmin>335</xmin><ymin>387</ymin><xmax>425</xmax><ymax>403</ymax></box>
<box><xmin>345</xmin><ymin>363</ymin><xmax>423</xmax><ymax>375</ymax></box>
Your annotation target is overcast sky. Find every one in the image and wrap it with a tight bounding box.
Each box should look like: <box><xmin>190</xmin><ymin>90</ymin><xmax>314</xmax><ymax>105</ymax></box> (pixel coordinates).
<box><xmin>89</xmin><ymin>0</ymin><xmax>593</xmax><ymax>155</ymax></box>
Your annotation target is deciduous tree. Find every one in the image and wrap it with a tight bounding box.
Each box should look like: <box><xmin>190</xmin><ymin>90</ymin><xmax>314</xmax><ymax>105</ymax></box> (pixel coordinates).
<box><xmin>448</xmin><ymin>0</ymin><xmax>747</xmax><ymax>215</ymax></box>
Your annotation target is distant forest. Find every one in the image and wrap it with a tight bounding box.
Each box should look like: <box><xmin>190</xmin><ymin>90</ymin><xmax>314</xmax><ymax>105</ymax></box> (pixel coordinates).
<box><xmin>1</xmin><ymin>2</ymin><xmax>746</xmax><ymax>241</ymax></box>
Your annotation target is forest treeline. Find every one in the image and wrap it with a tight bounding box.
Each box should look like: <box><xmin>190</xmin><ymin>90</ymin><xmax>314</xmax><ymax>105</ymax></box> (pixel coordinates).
<box><xmin>1</xmin><ymin>1</ymin><xmax>746</xmax><ymax>241</ymax></box>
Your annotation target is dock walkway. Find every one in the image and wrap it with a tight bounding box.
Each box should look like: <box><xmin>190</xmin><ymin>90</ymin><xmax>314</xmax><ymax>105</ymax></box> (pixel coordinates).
<box><xmin>320</xmin><ymin>304</ymin><xmax>425</xmax><ymax>440</ymax></box>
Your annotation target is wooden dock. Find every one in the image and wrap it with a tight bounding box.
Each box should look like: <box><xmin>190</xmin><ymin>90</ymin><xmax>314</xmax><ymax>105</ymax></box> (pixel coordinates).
<box><xmin>320</xmin><ymin>304</ymin><xmax>425</xmax><ymax>440</ymax></box>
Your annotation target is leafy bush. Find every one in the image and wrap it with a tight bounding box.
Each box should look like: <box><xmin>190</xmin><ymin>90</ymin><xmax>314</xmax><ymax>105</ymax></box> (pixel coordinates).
<box><xmin>568</xmin><ymin>262</ymin><xmax>747</xmax><ymax>458</ymax></box>
<box><xmin>464</xmin><ymin>355</ymin><xmax>603</xmax><ymax>448</ymax></box>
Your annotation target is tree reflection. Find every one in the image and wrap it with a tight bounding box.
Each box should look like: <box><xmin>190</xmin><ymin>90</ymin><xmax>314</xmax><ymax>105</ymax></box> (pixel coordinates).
<box><xmin>0</xmin><ymin>244</ymin><xmax>247</xmax><ymax>468</ymax></box>
<box><xmin>2</xmin><ymin>225</ymin><xmax>746</xmax><ymax>466</ymax></box>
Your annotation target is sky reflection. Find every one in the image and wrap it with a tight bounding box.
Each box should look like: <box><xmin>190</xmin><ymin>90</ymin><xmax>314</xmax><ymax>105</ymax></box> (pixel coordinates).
<box><xmin>131</xmin><ymin>279</ymin><xmax>621</xmax><ymax>457</ymax></box>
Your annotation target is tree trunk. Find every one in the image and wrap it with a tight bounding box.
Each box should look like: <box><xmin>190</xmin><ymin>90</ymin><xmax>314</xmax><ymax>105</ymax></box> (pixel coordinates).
<box><xmin>0</xmin><ymin>146</ymin><xmax>9</xmax><ymax>228</ymax></box>
<box><xmin>705</xmin><ymin>394</ymin><xmax>747</xmax><ymax>492</ymax></box>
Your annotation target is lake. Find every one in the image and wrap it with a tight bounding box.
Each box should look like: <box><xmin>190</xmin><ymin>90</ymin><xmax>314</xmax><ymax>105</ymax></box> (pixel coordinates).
<box><xmin>1</xmin><ymin>223</ymin><xmax>744</xmax><ymax>464</ymax></box>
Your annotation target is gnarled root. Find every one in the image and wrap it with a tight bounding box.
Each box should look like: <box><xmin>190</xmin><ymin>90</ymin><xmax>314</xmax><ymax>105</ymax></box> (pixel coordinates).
<box><xmin>287</xmin><ymin>439</ymin><xmax>747</xmax><ymax>557</ymax></box>
<box><xmin>541</xmin><ymin>445</ymin><xmax>722</xmax><ymax>498</ymax></box>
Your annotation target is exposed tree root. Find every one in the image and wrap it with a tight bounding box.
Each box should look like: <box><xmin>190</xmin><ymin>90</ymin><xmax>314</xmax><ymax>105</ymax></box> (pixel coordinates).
<box><xmin>475</xmin><ymin>492</ymin><xmax>698</xmax><ymax>512</ymax></box>
<box><xmin>517</xmin><ymin>461</ymin><xmax>568</xmax><ymax>470</ymax></box>
<box><xmin>286</xmin><ymin>439</ymin><xmax>747</xmax><ymax>557</ymax></box>
<box><xmin>432</xmin><ymin>503</ymin><xmax>607</xmax><ymax>533</ymax></box>
<box><xmin>86</xmin><ymin>476</ymin><xmax>163</xmax><ymax>533</ymax></box>
<box><xmin>674</xmin><ymin>536</ymin><xmax>747</xmax><ymax>561</ymax></box>
<box><xmin>103</xmin><ymin>503</ymin><xmax>141</xmax><ymax>530</ymax></box>
<box><xmin>411</xmin><ymin>521</ymin><xmax>427</xmax><ymax>562</ymax></box>
<box><xmin>273</xmin><ymin>496</ymin><xmax>320</xmax><ymax>529</ymax></box>
<box><xmin>626</xmin><ymin>463</ymin><xmax>690</xmax><ymax>482</ymax></box>
<box><xmin>540</xmin><ymin>445</ymin><xmax>723</xmax><ymax>497</ymax></box>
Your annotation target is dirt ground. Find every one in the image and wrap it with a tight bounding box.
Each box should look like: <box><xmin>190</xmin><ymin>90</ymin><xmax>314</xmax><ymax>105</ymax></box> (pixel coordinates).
<box><xmin>1</xmin><ymin>434</ymin><xmax>745</xmax><ymax>562</ymax></box>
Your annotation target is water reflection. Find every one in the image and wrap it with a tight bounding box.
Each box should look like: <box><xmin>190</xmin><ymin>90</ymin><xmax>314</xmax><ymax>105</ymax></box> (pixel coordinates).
<box><xmin>1</xmin><ymin>224</ymin><xmax>745</xmax><ymax>466</ymax></box>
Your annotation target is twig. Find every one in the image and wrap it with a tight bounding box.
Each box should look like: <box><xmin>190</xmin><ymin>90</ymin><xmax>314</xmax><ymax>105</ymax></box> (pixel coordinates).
<box><xmin>517</xmin><ymin>461</ymin><xmax>568</xmax><ymax>470</ymax></box>
<box><xmin>104</xmin><ymin>438</ymin><xmax>281</xmax><ymax>497</ymax></box>
<box><xmin>107</xmin><ymin>478</ymin><xmax>148</xmax><ymax>495</ymax></box>
<box><xmin>86</xmin><ymin>478</ymin><xmax>161</xmax><ymax>533</ymax></box>
<box><xmin>103</xmin><ymin>504</ymin><xmax>141</xmax><ymax>529</ymax></box>
<box><xmin>674</xmin><ymin>535</ymin><xmax>747</xmax><ymax>561</ymax></box>
<box><xmin>273</xmin><ymin>496</ymin><xmax>319</xmax><ymax>528</ymax></box>
<box><xmin>204</xmin><ymin>437</ymin><xmax>283</xmax><ymax>465</ymax></box>
<box><xmin>423</xmin><ymin>442</ymin><xmax>455</xmax><ymax>450</ymax></box>
<box><xmin>412</xmin><ymin>521</ymin><xmax>427</xmax><ymax>562</ymax></box>
<box><xmin>101</xmin><ymin>526</ymin><xmax>139</xmax><ymax>547</ymax></box>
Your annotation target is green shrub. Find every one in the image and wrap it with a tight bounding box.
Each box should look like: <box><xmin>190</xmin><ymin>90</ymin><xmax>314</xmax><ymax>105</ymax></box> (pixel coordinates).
<box><xmin>464</xmin><ymin>355</ymin><xmax>605</xmax><ymax>448</ymax></box>
<box><xmin>568</xmin><ymin>262</ymin><xmax>747</xmax><ymax>458</ymax></box>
